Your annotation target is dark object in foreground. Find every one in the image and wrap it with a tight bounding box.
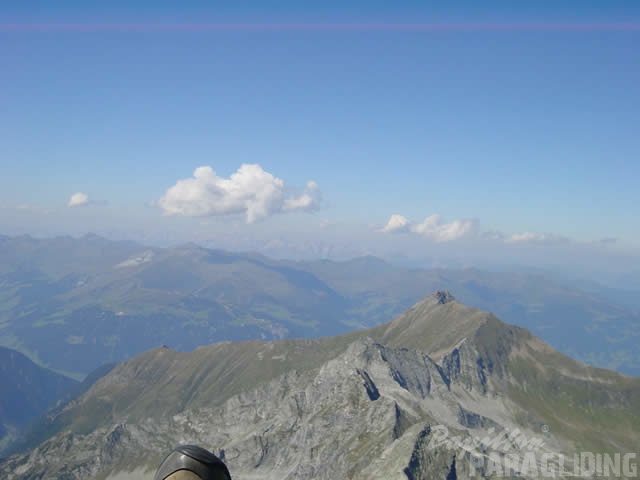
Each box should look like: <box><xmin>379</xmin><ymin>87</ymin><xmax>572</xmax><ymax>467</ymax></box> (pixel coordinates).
<box><xmin>154</xmin><ymin>444</ymin><xmax>232</xmax><ymax>480</ymax></box>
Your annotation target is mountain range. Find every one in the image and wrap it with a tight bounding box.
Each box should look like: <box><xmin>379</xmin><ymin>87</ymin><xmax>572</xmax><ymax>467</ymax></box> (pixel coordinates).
<box><xmin>0</xmin><ymin>233</ymin><xmax>638</xmax><ymax>379</ymax></box>
<box><xmin>1</xmin><ymin>292</ymin><xmax>637</xmax><ymax>479</ymax></box>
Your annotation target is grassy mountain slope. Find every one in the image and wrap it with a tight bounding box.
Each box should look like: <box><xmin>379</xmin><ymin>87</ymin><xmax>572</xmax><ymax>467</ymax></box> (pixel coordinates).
<box><xmin>3</xmin><ymin>292</ymin><xmax>637</xmax><ymax>479</ymax></box>
<box><xmin>1</xmin><ymin>234</ymin><xmax>638</xmax><ymax>378</ymax></box>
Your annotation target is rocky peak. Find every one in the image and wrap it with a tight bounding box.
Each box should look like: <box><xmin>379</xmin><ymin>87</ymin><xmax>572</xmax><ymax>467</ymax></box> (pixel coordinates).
<box><xmin>430</xmin><ymin>290</ymin><xmax>456</xmax><ymax>305</ymax></box>
<box><xmin>4</xmin><ymin>293</ymin><xmax>638</xmax><ymax>480</ymax></box>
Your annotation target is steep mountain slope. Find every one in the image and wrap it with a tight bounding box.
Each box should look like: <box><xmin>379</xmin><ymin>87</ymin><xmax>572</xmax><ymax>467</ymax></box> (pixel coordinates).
<box><xmin>0</xmin><ymin>347</ymin><xmax>78</xmax><ymax>454</ymax></box>
<box><xmin>2</xmin><ymin>293</ymin><xmax>637</xmax><ymax>479</ymax></box>
<box><xmin>297</xmin><ymin>262</ymin><xmax>640</xmax><ymax>374</ymax></box>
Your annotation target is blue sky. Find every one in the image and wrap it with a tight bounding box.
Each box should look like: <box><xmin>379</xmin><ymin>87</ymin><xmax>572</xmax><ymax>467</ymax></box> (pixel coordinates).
<box><xmin>1</xmin><ymin>1</ymin><xmax>639</xmax><ymax>273</ymax></box>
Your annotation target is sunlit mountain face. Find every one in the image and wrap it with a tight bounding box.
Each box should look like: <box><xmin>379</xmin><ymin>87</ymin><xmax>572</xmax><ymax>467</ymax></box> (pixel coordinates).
<box><xmin>2</xmin><ymin>292</ymin><xmax>638</xmax><ymax>479</ymax></box>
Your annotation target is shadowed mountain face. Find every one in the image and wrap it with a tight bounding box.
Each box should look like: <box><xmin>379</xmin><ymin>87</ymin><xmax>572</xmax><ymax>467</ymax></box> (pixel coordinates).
<box><xmin>1</xmin><ymin>292</ymin><xmax>637</xmax><ymax>479</ymax></box>
<box><xmin>0</xmin><ymin>347</ymin><xmax>78</xmax><ymax>453</ymax></box>
<box><xmin>0</xmin><ymin>234</ymin><xmax>638</xmax><ymax>378</ymax></box>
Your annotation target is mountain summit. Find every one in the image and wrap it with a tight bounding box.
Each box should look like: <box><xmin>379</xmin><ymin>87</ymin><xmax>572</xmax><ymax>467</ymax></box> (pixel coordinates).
<box><xmin>2</xmin><ymin>292</ymin><xmax>638</xmax><ymax>479</ymax></box>
<box><xmin>431</xmin><ymin>289</ymin><xmax>456</xmax><ymax>304</ymax></box>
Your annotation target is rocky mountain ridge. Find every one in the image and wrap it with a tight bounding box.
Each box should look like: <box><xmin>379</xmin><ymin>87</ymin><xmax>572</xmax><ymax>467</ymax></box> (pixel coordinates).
<box><xmin>2</xmin><ymin>292</ymin><xmax>638</xmax><ymax>479</ymax></box>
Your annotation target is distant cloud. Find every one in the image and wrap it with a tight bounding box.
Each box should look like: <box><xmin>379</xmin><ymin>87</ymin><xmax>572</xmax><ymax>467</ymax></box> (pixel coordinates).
<box><xmin>506</xmin><ymin>232</ymin><xmax>541</xmax><ymax>243</ymax></box>
<box><xmin>505</xmin><ymin>232</ymin><xmax>570</xmax><ymax>246</ymax></box>
<box><xmin>378</xmin><ymin>214</ymin><xmax>607</xmax><ymax>248</ymax></box>
<box><xmin>283</xmin><ymin>181</ymin><xmax>321</xmax><ymax>211</ymax></box>
<box><xmin>481</xmin><ymin>230</ymin><xmax>506</xmax><ymax>242</ymax></box>
<box><xmin>412</xmin><ymin>215</ymin><xmax>477</xmax><ymax>242</ymax></box>
<box><xmin>3</xmin><ymin>203</ymin><xmax>55</xmax><ymax>214</ymax></box>
<box><xmin>158</xmin><ymin>164</ymin><xmax>321</xmax><ymax>223</ymax></box>
<box><xmin>67</xmin><ymin>192</ymin><xmax>90</xmax><ymax>207</ymax></box>
<box><xmin>16</xmin><ymin>203</ymin><xmax>41</xmax><ymax>211</ymax></box>
<box><xmin>381</xmin><ymin>214</ymin><xmax>411</xmax><ymax>234</ymax></box>
<box><xmin>380</xmin><ymin>213</ymin><xmax>477</xmax><ymax>242</ymax></box>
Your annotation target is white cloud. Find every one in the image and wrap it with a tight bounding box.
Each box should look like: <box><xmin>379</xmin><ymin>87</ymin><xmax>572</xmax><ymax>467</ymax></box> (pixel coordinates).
<box><xmin>67</xmin><ymin>192</ymin><xmax>90</xmax><ymax>207</ymax></box>
<box><xmin>158</xmin><ymin>164</ymin><xmax>321</xmax><ymax>223</ymax></box>
<box><xmin>505</xmin><ymin>232</ymin><xmax>570</xmax><ymax>246</ymax></box>
<box><xmin>482</xmin><ymin>230</ymin><xmax>506</xmax><ymax>241</ymax></box>
<box><xmin>380</xmin><ymin>213</ymin><xmax>477</xmax><ymax>242</ymax></box>
<box><xmin>379</xmin><ymin>214</ymin><xmax>587</xmax><ymax>247</ymax></box>
<box><xmin>283</xmin><ymin>181</ymin><xmax>321</xmax><ymax>211</ymax></box>
<box><xmin>381</xmin><ymin>214</ymin><xmax>411</xmax><ymax>233</ymax></box>
<box><xmin>1</xmin><ymin>203</ymin><xmax>55</xmax><ymax>214</ymax></box>
<box><xmin>412</xmin><ymin>215</ymin><xmax>477</xmax><ymax>242</ymax></box>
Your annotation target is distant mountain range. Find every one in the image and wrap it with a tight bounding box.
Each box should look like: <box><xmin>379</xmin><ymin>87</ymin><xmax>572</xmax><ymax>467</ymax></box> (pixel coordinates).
<box><xmin>0</xmin><ymin>233</ymin><xmax>638</xmax><ymax>378</ymax></box>
<box><xmin>2</xmin><ymin>292</ymin><xmax>637</xmax><ymax>479</ymax></box>
<box><xmin>0</xmin><ymin>346</ymin><xmax>77</xmax><ymax>453</ymax></box>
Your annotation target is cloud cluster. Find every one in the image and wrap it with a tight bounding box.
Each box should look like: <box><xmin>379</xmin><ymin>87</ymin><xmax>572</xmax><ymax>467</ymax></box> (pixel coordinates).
<box><xmin>381</xmin><ymin>214</ymin><xmax>478</xmax><ymax>242</ymax></box>
<box><xmin>158</xmin><ymin>164</ymin><xmax>321</xmax><ymax>223</ymax></box>
<box><xmin>380</xmin><ymin>213</ymin><xmax>578</xmax><ymax>247</ymax></box>
<box><xmin>67</xmin><ymin>192</ymin><xmax>90</xmax><ymax>207</ymax></box>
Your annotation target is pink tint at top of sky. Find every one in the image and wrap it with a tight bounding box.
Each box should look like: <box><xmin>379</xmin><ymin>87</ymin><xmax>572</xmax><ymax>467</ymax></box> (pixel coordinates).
<box><xmin>1</xmin><ymin>22</ymin><xmax>640</xmax><ymax>32</ymax></box>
